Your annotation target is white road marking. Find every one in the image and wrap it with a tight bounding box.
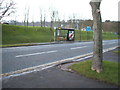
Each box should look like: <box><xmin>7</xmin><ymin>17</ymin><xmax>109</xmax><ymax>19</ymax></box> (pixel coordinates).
<box><xmin>46</xmin><ymin>50</ymin><xmax>57</xmax><ymax>53</ymax></box>
<box><xmin>103</xmin><ymin>42</ymin><xmax>117</xmax><ymax>45</ymax></box>
<box><xmin>15</xmin><ymin>50</ymin><xmax>57</xmax><ymax>58</ymax></box>
<box><xmin>5</xmin><ymin>47</ymin><xmax>28</xmax><ymax>50</ymax></box>
<box><xmin>73</xmin><ymin>55</ymin><xmax>93</xmax><ymax>62</ymax></box>
<box><xmin>70</xmin><ymin>46</ymin><xmax>87</xmax><ymax>50</ymax></box>
<box><xmin>1</xmin><ymin>65</ymin><xmax>55</xmax><ymax>80</ymax></box>
<box><xmin>108</xmin><ymin>42</ymin><xmax>117</xmax><ymax>44</ymax></box>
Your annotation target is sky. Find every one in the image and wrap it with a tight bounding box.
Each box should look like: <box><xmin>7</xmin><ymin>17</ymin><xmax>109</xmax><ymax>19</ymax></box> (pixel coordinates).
<box><xmin>3</xmin><ymin>0</ymin><xmax>120</xmax><ymax>22</ymax></box>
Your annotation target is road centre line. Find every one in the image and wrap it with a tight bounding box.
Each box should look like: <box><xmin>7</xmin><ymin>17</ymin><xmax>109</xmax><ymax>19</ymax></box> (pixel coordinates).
<box><xmin>108</xmin><ymin>42</ymin><xmax>117</xmax><ymax>44</ymax></box>
<box><xmin>70</xmin><ymin>46</ymin><xmax>87</xmax><ymax>50</ymax></box>
<box><xmin>103</xmin><ymin>42</ymin><xmax>117</xmax><ymax>45</ymax></box>
<box><xmin>15</xmin><ymin>50</ymin><xmax>57</xmax><ymax>58</ymax></box>
<box><xmin>16</xmin><ymin>46</ymin><xmax>87</xmax><ymax>57</ymax></box>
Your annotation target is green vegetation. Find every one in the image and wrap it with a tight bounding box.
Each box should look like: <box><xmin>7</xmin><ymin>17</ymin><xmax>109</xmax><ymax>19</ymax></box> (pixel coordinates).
<box><xmin>2</xmin><ymin>24</ymin><xmax>54</xmax><ymax>45</ymax></box>
<box><xmin>75</xmin><ymin>31</ymin><xmax>94</xmax><ymax>41</ymax></box>
<box><xmin>114</xmin><ymin>50</ymin><xmax>120</xmax><ymax>54</ymax></box>
<box><xmin>75</xmin><ymin>30</ymin><xmax>118</xmax><ymax>41</ymax></box>
<box><xmin>2</xmin><ymin>24</ymin><xmax>118</xmax><ymax>46</ymax></box>
<box><xmin>69</xmin><ymin>60</ymin><xmax>120</xmax><ymax>86</ymax></box>
<box><xmin>102</xmin><ymin>32</ymin><xmax>118</xmax><ymax>40</ymax></box>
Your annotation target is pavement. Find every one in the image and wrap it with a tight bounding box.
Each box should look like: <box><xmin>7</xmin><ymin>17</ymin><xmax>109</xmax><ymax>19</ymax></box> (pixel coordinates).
<box><xmin>2</xmin><ymin>47</ymin><xmax>120</xmax><ymax>88</ymax></box>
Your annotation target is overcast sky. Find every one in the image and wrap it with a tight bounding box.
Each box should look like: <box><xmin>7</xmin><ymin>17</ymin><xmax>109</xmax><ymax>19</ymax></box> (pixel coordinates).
<box><xmin>3</xmin><ymin>0</ymin><xmax>120</xmax><ymax>22</ymax></box>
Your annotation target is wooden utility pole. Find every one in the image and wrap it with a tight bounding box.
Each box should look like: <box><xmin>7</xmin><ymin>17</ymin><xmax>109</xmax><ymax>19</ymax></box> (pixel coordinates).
<box><xmin>90</xmin><ymin>0</ymin><xmax>103</xmax><ymax>73</ymax></box>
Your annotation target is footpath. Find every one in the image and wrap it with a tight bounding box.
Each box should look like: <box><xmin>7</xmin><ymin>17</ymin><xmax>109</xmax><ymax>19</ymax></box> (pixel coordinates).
<box><xmin>2</xmin><ymin>47</ymin><xmax>119</xmax><ymax>88</ymax></box>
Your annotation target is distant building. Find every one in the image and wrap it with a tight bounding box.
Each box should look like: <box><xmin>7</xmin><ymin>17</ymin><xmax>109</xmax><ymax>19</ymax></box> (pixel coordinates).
<box><xmin>81</xmin><ymin>28</ymin><xmax>86</xmax><ymax>31</ymax></box>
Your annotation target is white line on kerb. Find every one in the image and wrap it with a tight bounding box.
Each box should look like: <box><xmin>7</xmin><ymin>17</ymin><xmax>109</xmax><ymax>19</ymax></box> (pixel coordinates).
<box><xmin>15</xmin><ymin>50</ymin><xmax>57</xmax><ymax>58</ymax></box>
<box><xmin>70</xmin><ymin>46</ymin><xmax>87</xmax><ymax>50</ymax></box>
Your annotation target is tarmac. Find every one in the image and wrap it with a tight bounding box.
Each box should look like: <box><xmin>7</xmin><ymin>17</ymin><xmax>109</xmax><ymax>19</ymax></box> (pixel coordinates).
<box><xmin>2</xmin><ymin>47</ymin><xmax>120</xmax><ymax>88</ymax></box>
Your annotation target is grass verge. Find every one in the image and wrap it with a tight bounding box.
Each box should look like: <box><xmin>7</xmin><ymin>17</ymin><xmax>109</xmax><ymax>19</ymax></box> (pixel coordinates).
<box><xmin>69</xmin><ymin>60</ymin><xmax>120</xmax><ymax>86</ymax></box>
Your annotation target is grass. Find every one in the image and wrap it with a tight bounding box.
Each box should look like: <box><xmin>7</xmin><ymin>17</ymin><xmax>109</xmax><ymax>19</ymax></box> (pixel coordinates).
<box><xmin>75</xmin><ymin>30</ymin><xmax>118</xmax><ymax>41</ymax></box>
<box><xmin>69</xmin><ymin>60</ymin><xmax>120</xmax><ymax>86</ymax></box>
<box><xmin>114</xmin><ymin>50</ymin><xmax>120</xmax><ymax>54</ymax></box>
<box><xmin>2</xmin><ymin>24</ymin><xmax>54</xmax><ymax>45</ymax></box>
<box><xmin>0</xmin><ymin>43</ymin><xmax>41</xmax><ymax>48</ymax></box>
<box><xmin>1</xmin><ymin>24</ymin><xmax>119</xmax><ymax>46</ymax></box>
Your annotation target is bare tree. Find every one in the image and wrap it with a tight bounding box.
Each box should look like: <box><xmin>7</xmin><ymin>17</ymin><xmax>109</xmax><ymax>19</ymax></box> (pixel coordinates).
<box><xmin>73</xmin><ymin>14</ymin><xmax>76</xmax><ymax>28</ymax></box>
<box><xmin>39</xmin><ymin>8</ymin><xmax>43</xmax><ymax>27</ymax></box>
<box><xmin>68</xmin><ymin>17</ymin><xmax>72</xmax><ymax>28</ymax></box>
<box><xmin>49</xmin><ymin>7</ymin><xmax>58</xmax><ymax>42</ymax></box>
<box><xmin>23</xmin><ymin>6</ymin><xmax>27</xmax><ymax>26</ymax></box>
<box><xmin>0</xmin><ymin>0</ymin><xmax>16</xmax><ymax>21</ymax></box>
<box><xmin>50</xmin><ymin>10</ymin><xmax>54</xmax><ymax>42</ymax></box>
<box><xmin>90</xmin><ymin>0</ymin><xmax>103</xmax><ymax>73</ymax></box>
<box><xmin>32</xmin><ymin>13</ymin><xmax>34</xmax><ymax>27</ymax></box>
<box><xmin>43</xmin><ymin>13</ymin><xmax>46</xmax><ymax>27</ymax></box>
<box><xmin>26</xmin><ymin>6</ymin><xmax>30</xmax><ymax>27</ymax></box>
<box><xmin>23</xmin><ymin>8</ymin><xmax>26</xmax><ymax>26</ymax></box>
<box><xmin>14</xmin><ymin>15</ymin><xmax>16</xmax><ymax>25</ymax></box>
<box><xmin>23</xmin><ymin>6</ymin><xmax>29</xmax><ymax>29</ymax></box>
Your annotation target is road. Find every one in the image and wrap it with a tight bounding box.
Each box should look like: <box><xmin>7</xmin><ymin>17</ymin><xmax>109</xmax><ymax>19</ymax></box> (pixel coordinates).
<box><xmin>2</xmin><ymin>40</ymin><xmax>118</xmax><ymax>74</ymax></box>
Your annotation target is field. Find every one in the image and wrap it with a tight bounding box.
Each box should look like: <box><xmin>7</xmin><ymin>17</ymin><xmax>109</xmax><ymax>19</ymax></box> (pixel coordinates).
<box><xmin>1</xmin><ymin>24</ymin><xmax>118</xmax><ymax>45</ymax></box>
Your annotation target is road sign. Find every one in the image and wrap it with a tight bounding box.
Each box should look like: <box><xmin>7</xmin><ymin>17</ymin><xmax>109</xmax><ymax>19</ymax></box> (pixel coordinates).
<box><xmin>69</xmin><ymin>31</ymin><xmax>74</xmax><ymax>40</ymax></box>
<box><xmin>86</xmin><ymin>26</ymin><xmax>91</xmax><ymax>31</ymax></box>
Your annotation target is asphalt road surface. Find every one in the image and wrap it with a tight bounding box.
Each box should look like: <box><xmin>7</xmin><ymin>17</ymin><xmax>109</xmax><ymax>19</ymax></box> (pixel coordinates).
<box><xmin>2</xmin><ymin>40</ymin><xmax>118</xmax><ymax>74</ymax></box>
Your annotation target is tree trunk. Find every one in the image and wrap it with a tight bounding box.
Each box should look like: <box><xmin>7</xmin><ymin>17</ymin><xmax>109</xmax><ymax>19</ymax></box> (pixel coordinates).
<box><xmin>50</xmin><ymin>21</ymin><xmax>53</xmax><ymax>42</ymax></box>
<box><xmin>44</xmin><ymin>16</ymin><xmax>45</xmax><ymax>27</ymax></box>
<box><xmin>41</xmin><ymin>14</ymin><xmax>42</xmax><ymax>27</ymax></box>
<box><xmin>90</xmin><ymin>1</ymin><xmax>103</xmax><ymax>73</ymax></box>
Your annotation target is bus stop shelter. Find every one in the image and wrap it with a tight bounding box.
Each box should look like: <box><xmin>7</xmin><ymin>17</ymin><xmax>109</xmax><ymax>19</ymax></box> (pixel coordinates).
<box><xmin>55</xmin><ymin>28</ymin><xmax>75</xmax><ymax>41</ymax></box>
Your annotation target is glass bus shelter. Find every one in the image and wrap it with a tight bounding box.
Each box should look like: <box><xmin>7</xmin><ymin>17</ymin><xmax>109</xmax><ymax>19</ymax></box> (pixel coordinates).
<box><xmin>55</xmin><ymin>28</ymin><xmax>75</xmax><ymax>41</ymax></box>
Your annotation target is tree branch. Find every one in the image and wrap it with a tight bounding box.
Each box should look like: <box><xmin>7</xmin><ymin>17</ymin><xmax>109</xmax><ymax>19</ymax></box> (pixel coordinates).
<box><xmin>0</xmin><ymin>0</ymin><xmax>15</xmax><ymax>21</ymax></box>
